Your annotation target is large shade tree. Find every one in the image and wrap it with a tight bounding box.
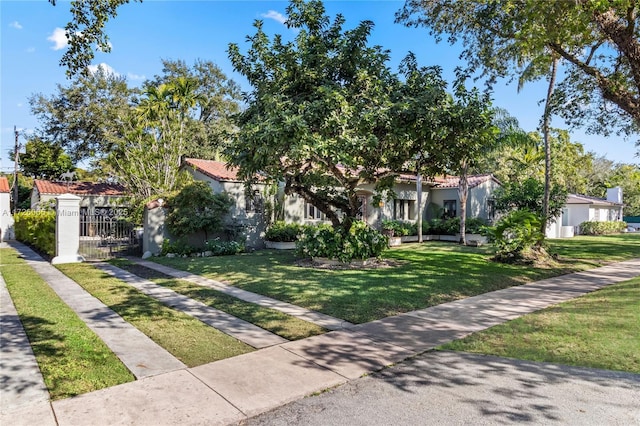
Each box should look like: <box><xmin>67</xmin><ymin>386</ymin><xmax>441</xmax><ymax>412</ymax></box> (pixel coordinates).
<box><xmin>227</xmin><ymin>0</ymin><xmax>401</xmax><ymax>231</ymax></box>
<box><xmin>396</xmin><ymin>0</ymin><xmax>640</xmax><ymax>141</ymax></box>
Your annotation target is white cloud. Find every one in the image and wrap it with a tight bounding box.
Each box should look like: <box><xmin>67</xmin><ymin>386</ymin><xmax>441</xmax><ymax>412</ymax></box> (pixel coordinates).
<box><xmin>127</xmin><ymin>72</ymin><xmax>146</xmax><ymax>81</ymax></box>
<box><xmin>87</xmin><ymin>63</ymin><xmax>119</xmax><ymax>76</ymax></box>
<box><xmin>260</xmin><ymin>10</ymin><xmax>287</xmax><ymax>25</ymax></box>
<box><xmin>47</xmin><ymin>27</ymin><xmax>68</xmax><ymax>50</ymax></box>
<box><xmin>10</xmin><ymin>21</ymin><xmax>23</xmax><ymax>30</ymax></box>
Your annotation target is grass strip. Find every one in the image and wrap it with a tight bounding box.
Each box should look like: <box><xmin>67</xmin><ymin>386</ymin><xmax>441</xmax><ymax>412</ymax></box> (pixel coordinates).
<box><xmin>440</xmin><ymin>277</ymin><xmax>640</xmax><ymax>373</ymax></box>
<box><xmin>56</xmin><ymin>263</ymin><xmax>254</xmax><ymax>367</ymax></box>
<box><xmin>110</xmin><ymin>259</ymin><xmax>326</xmax><ymax>340</ymax></box>
<box><xmin>1</xmin><ymin>248</ymin><xmax>134</xmax><ymax>400</ymax></box>
<box><xmin>152</xmin><ymin>234</ymin><xmax>639</xmax><ymax>324</ymax></box>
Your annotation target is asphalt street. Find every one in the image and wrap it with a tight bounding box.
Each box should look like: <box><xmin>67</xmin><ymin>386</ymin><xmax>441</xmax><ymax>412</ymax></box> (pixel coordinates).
<box><xmin>241</xmin><ymin>351</ymin><xmax>640</xmax><ymax>426</ymax></box>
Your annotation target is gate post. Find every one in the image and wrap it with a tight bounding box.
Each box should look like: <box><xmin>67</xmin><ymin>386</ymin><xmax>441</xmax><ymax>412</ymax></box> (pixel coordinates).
<box><xmin>52</xmin><ymin>193</ymin><xmax>84</xmax><ymax>264</ymax></box>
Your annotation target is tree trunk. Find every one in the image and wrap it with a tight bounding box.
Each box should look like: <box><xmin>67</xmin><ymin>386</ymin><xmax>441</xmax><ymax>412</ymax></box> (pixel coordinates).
<box><xmin>458</xmin><ymin>160</ymin><xmax>468</xmax><ymax>245</ymax></box>
<box><xmin>541</xmin><ymin>56</ymin><xmax>559</xmax><ymax>238</ymax></box>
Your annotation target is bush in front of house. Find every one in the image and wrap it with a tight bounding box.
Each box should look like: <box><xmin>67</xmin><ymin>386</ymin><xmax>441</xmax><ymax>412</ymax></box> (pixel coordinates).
<box><xmin>580</xmin><ymin>221</ymin><xmax>627</xmax><ymax>235</ymax></box>
<box><xmin>296</xmin><ymin>221</ymin><xmax>388</xmax><ymax>262</ymax></box>
<box><xmin>165</xmin><ymin>182</ymin><xmax>233</xmax><ymax>241</ymax></box>
<box><xmin>204</xmin><ymin>239</ymin><xmax>244</xmax><ymax>256</ymax></box>
<box><xmin>161</xmin><ymin>238</ymin><xmax>245</xmax><ymax>257</ymax></box>
<box><xmin>264</xmin><ymin>221</ymin><xmax>301</xmax><ymax>242</ymax></box>
<box><xmin>14</xmin><ymin>210</ymin><xmax>56</xmax><ymax>256</ymax></box>
<box><xmin>381</xmin><ymin>220</ymin><xmax>416</xmax><ymax>237</ymax></box>
<box><xmin>485</xmin><ymin>209</ymin><xmax>544</xmax><ymax>263</ymax></box>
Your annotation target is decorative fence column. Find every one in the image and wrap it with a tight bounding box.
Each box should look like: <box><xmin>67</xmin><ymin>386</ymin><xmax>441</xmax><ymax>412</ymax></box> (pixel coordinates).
<box><xmin>52</xmin><ymin>193</ymin><xmax>84</xmax><ymax>264</ymax></box>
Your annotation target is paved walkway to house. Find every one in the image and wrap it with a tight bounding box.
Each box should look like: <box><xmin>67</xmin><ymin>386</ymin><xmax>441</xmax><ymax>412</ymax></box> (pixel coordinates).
<box><xmin>3</xmin><ymin>242</ymin><xmax>186</xmax><ymax>381</ymax></box>
<box><xmin>129</xmin><ymin>258</ymin><xmax>354</xmax><ymax>331</ymax></box>
<box><xmin>1</xmin><ymin>241</ymin><xmax>638</xmax><ymax>425</ymax></box>
<box><xmin>95</xmin><ymin>262</ymin><xmax>287</xmax><ymax>348</ymax></box>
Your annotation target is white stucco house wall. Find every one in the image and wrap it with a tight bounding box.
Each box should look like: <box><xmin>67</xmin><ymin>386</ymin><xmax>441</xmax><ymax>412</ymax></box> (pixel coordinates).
<box><xmin>546</xmin><ymin>187</ymin><xmax>624</xmax><ymax>238</ymax></box>
<box><xmin>0</xmin><ymin>176</ymin><xmax>14</xmax><ymax>241</ymax></box>
<box><xmin>426</xmin><ymin>174</ymin><xmax>502</xmax><ymax>223</ymax></box>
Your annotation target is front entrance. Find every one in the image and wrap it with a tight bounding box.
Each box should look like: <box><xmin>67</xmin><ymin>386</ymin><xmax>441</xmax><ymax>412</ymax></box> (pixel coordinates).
<box><xmin>79</xmin><ymin>207</ymin><xmax>141</xmax><ymax>259</ymax></box>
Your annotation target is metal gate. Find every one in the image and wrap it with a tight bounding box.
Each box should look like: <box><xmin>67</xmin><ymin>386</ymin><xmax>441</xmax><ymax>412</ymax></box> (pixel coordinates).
<box><xmin>79</xmin><ymin>208</ymin><xmax>141</xmax><ymax>260</ymax></box>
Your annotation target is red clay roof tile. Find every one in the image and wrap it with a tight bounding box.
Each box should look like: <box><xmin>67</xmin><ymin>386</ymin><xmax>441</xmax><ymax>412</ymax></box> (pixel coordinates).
<box><xmin>183</xmin><ymin>158</ymin><xmax>241</xmax><ymax>182</ymax></box>
<box><xmin>0</xmin><ymin>176</ymin><xmax>9</xmax><ymax>193</ymax></box>
<box><xmin>34</xmin><ymin>180</ymin><xmax>127</xmax><ymax>196</ymax></box>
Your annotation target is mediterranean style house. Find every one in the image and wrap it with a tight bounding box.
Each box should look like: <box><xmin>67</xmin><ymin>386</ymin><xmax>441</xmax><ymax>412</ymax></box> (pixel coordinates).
<box><xmin>181</xmin><ymin>158</ymin><xmax>501</xmax><ymax>248</ymax></box>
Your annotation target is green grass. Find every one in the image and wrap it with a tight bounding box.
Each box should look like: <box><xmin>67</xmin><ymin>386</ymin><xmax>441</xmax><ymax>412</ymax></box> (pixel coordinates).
<box><xmin>109</xmin><ymin>259</ymin><xmax>326</xmax><ymax>340</ymax></box>
<box><xmin>152</xmin><ymin>235</ymin><xmax>639</xmax><ymax>324</ymax></box>
<box><xmin>546</xmin><ymin>233</ymin><xmax>640</xmax><ymax>264</ymax></box>
<box><xmin>440</xmin><ymin>277</ymin><xmax>640</xmax><ymax>373</ymax></box>
<box><xmin>56</xmin><ymin>263</ymin><xmax>254</xmax><ymax>367</ymax></box>
<box><xmin>0</xmin><ymin>249</ymin><xmax>134</xmax><ymax>400</ymax></box>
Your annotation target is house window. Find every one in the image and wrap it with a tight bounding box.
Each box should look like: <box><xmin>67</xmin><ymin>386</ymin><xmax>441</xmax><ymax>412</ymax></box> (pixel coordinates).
<box><xmin>245</xmin><ymin>191</ymin><xmax>264</xmax><ymax>213</ymax></box>
<box><xmin>594</xmin><ymin>208</ymin><xmax>600</xmax><ymax>221</ymax></box>
<box><xmin>305</xmin><ymin>202</ymin><xmax>325</xmax><ymax>220</ymax></box>
<box><xmin>561</xmin><ymin>208</ymin><xmax>569</xmax><ymax>226</ymax></box>
<box><xmin>443</xmin><ymin>200</ymin><xmax>457</xmax><ymax>218</ymax></box>
<box><xmin>393</xmin><ymin>199</ymin><xmax>416</xmax><ymax>220</ymax></box>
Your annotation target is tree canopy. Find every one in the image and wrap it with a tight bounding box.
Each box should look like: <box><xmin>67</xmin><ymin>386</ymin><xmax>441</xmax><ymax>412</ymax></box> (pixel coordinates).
<box><xmin>17</xmin><ymin>138</ymin><xmax>74</xmax><ymax>180</ymax></box>
<box><xmin>227</xmin><ymin>0</ymin><xmax>401</xmax><ymax>230</ymax></box>
<box><xmin>396</xmin><ymin>0</ymin><xmax>640</xmax><ymax>144</ymax></box>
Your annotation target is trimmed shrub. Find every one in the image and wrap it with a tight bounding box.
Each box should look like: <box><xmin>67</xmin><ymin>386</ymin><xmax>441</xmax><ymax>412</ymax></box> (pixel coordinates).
<box><xmin>381</xmin><ymin>220</ymin><xmax>416</xmax><ymax>237</ymax></box>
<box><xmin>484</xmin><ymin>210</ymin><xmax>544</xmax><ymax>263</ymax></box>
<box><xmin>14</xmin><ymin>210</ymin><xmax>56</xmax><ymax>256</ymax></box>
<box><xmin>296</xmin><ymin>222</ymin><xmax>388</xmax><ymax>262</ymax></box>
<box><xmin>580</xmin><ymin>221</ymin><xmax>627</xmax><ymax>235</ymax></box>
<box><xmin>264</xmin><ymin>221</ymin><xmax>301</xmax><ymax>242</ymax></box>
<box><xmin>204</xmin><ymin>239</ymin><xmax>244</xmax><ymax>256</ymax></box>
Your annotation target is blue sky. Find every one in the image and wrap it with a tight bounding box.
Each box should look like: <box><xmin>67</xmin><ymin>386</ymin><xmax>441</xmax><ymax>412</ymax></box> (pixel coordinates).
<box><xmin>1</xmin><ymin>0</ymin><xmax>638</xmax><ymax>174</ymax></box>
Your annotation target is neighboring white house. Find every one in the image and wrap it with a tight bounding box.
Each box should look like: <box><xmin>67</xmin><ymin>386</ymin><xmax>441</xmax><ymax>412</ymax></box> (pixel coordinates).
<box><xmin>546</xmin><ymin>187</ymin><xmax>624</xmax><ymax>238</ymax></box>
<box><xmin>0</xmin><ymin>176</ymin><xmax>14</xmax><ymax>242</ymax></box>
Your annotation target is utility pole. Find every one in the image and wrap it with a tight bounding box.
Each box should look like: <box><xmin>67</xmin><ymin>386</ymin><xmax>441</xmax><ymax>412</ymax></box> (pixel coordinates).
<box><xmin>13</xmin><ymin>126</ymin><xmax>19</xmax><ymax>213</ymax></box>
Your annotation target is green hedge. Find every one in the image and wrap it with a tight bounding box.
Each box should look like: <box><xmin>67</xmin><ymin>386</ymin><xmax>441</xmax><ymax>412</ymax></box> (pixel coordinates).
<box><xmin>14</xmin><ymin>210</ymin><xmax>56</xmax><ymax>256</ymax></box>
<box><xmin>264</xmin><ymin>221</ymin><xmax>301</xmax><ymax>242</ymax></box>
<box><xmin>579</xmin><ymin>221</ymin><xmax>627</xmax><ymax>235</ymax></box>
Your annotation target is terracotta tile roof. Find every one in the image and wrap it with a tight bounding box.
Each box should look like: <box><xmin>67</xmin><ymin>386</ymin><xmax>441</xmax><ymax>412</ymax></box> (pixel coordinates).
<box><xmin>34</xmin><ymin>180</ymin><xmax>127</xmax><ymax>196</ymax></box>
<box><xmin>567</xmin><ymin>194</ymin><xmax>623</xmax><ymax>206</ymax></box>
<box><xmin>183</xmin><ymin>158</ymin><xmax>242</xmax><ymax>182</ymax></box>
<box><xmin>431</xmin><ymin>174</ymin><xmax>499</xmax><ymax>189</ymax></box>
<box><xmin>0</xmin><ymin>176</ymin><xmax>9</xmax><ymax>193</ymax></box>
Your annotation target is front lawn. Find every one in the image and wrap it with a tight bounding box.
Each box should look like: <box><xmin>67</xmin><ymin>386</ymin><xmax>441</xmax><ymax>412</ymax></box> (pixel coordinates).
<box><xmin>152</xmin><ymin>235</ymin><xmax>639</xmax><ymax>324</ymax></box>
<box><xmin>57</xmin><ymin>263</ymin><xmax>254</xmax><ymax>367</ymax></box>
<box><xmin>1</xmin><ymin>249</ymin><xmax>134</xmax><ymax>400</ymax></box>
<box><xmin>440</xmin><ymin>276</ymin><xmax>640</xmax><ymax>373</ymax></box>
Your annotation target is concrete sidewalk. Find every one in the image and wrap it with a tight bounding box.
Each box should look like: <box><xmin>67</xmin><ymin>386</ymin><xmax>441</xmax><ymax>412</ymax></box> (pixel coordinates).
<box><xmin>1</xmin><ymin>243</ymin><xmax>638</xmax><ymax>425</ymax></box>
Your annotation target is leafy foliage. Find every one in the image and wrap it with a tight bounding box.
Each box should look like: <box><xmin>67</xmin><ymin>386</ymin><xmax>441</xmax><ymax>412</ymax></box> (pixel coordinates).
<box><xmin>29</xmin><ymin>66</ymin><xmax>133</xmax><ymax>164</ymax></box>
<box><xmin>486</xmin><ymin>210</ymin><xmax>544</xmax><ymax>263</ymax></box>
<box><xmin>165</xmin><ymin>182</ymin><xmax>233</xmax><ymax>240</ymax></box>
<box><xmin>15</xmin><ymin>138</ymin><xmax>74</xmax><ymax>180</ymax></box>
<box><xmin>14</xmin><ymin>210</ymin><xmax>56</xmax><ymax>256</ymax></box>
<box><xmin>493</xmin><ymin>178</ymin><xmax>568</xmax><ymax>224</ymax></box>
<box><xmin>296</xmin><ymin>221</ymin><xmax>388</xmax><ymax>262</ymax></box>
<box><xmin>227</xmin><ymin>0</ymin><xmax>402</xmax><ymax>230</ymax></box>
<box><xmin>397</xmin><ymin>0</ymin><xmax>640</xmax><ymax>141</ymax></box>
<box><xmin>579</xmin><ymin>221</ymin><xmax>627</xmax><ymax>235</ymax></box>
<box><xmin>264</xmin><ymin>221</ymin><xmax>302</xmax><ymax>242</ymax></box>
